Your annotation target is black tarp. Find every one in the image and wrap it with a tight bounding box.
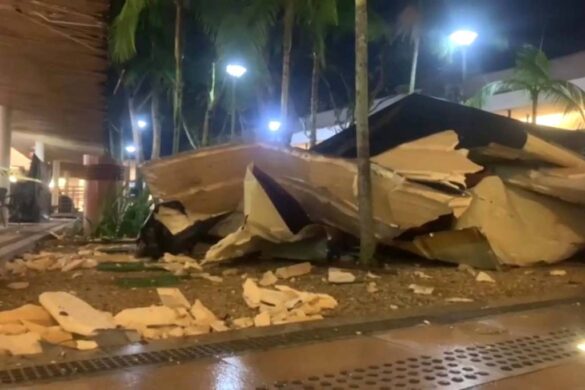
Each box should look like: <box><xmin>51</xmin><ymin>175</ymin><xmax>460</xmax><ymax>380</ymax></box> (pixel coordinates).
<box><xmin>312</xmin><ymin>94</ymin><xmax>569</xmax><ymax>157</ymax></box>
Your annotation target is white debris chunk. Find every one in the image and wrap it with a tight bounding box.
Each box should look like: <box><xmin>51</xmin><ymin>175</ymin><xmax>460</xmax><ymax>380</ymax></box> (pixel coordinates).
<box><xmin>222</xmin><ymin>268</ymin><xmax>239</xmax><ymax>277</ymax></box>
<box><xmin>6</xmin><ymin>282</ymin><xmax>29</xmax><ymax>290</ymax></box>
<box><xmin>0</xmin><ymin>323</ymin><xmax>27</xmax><ymax>335</ymax></box>
<box><xmin>243</xmin><ymin>279</ymin><xmax>262</xmax><ymax>308</ymax></box>
<box><xmin>26</xmin><ymin>257</ymin><xmax>55</xmax><ymax>272</ymax></box>
<box><xmin>184</xmin><ymin>325</ymin><xmax>210</xmax><ymax>336</ymax></box>
<box><xmin>114</xmin><ymin>306</ymin><xmax>178</xmax><ymax>330</ymax></box>
<box><xmin>162</xmin><ymin>253</ymin><xmax>202</xmax><ymax>271</ymax></box>
<box><xmin>82</xmin><ymin>259</ymin><xmax>98</xmax><ymax>269</ymax></box>
<box><xmin>414</xmin><ymin>271</ymin><xmax>432</xmax><ymax>279</ymax></box>
<box><xmin>210</xmin><ymin>321</ymin><xmax>229</xmax><ymax>332</ymax></box>
<box><xmin>446</xmin><ymin>297</ymin><xmax>474</xmax><ymax>303</ymax></box>
<box><xmin>408</xmin><ymin>284</ymin><xmax>434</xmax><ymax>295</ymax></box>
<box><xmin>0</xmin><ymin>333</ymin><xmax>42</xmax><ymax>356</ymax></box>
<box><xmin>367</xmin><ymin>282</ymin><xmax>379</xmax><ymax>294</ymax></box>
<box><xmin>20</xmin><ymin>320</ymin><xmax>73</xmax><ymax>345</ymax></box>
<box><xmin>259</xmin><ymin>271</ymin><xmax>278</xmax><ymax>287</ymax></box>
<box><xmin>232</xmin><ymin>317</ymin><xmax>254</xmax><ymax>329</ymax></box>
<box><xmin>76</xmin><ymin>340</ymin><xmax>99</xmax><ymax>351</ymax></box>
<box><xmin>390</xmin><ymin>305</ymin><xmax>399</xmax><ymax>310</ymax></box>
<box><xmin>71</xmin><ymin>272</ymin><xmax>83</xmax><ymax>280</ymax></box>
<box><xmin>39</xmin><ymin>292</ymin><xmax>116</xmax><ymax>336</ymax></box>
<box><xmin>157</xmin><ymin>288</ymin><xmax>190</xmax><ymax>309</ymax></box>
<box><xmin>254</xmin><ymin>311</ymin><xmax>271</xmax><ymax>327</ymax></box>
<box><xmin>0</xmin><ymin>304</ymin><xmax>53</xmax><ymax>326</ymax></box>
<box><xmin>190</xmin><ymin>300</ymin><xmax>218</xmax><ymax>324</ymax></box>
<box><xmin>78</xmin><ymin>249</ymin><xmax>94</xmax><ymax>256</ymax></box>
<box><xmin>476</xmin><ymin>272</ymin><xmax>496</xmax><ymax>283</ymax></box>
<box><xmin>275</xmin><ymin>262</ymin><xmax>312</xmax><ymax>279</ymax></box>
<box><xmin>366</xmin><ymin>272</ymin><xmax>381</xmax><ymax>279</ymax></box>
<box><xmin>328</xmin><ymin>268</ymin><xmax>356</xmax><ymax>284</ymax></box>
<box><xmin>550</xmin><ymin>269</ymin><xmax>567</xmax><ymax>277</ymax></box>
<box><xmin>167</xmin><ymin>327</ymin><xmax>185</xmax><ymax>338</ymax></box>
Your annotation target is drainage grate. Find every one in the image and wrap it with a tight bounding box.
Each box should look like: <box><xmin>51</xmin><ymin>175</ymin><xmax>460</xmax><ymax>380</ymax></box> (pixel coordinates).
<box><xmin>0</xmin><ymin>298</ymin><xmax>581</xmax><ymax>386</ymax></box>
<box><xmin>256</xmin><ymin>328</ymin><xmax>582</xmax><ymax>389</ymax></box>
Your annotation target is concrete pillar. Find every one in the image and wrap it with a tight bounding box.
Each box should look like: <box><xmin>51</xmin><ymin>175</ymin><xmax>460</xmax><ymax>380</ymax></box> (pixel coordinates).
<box><xmin>51</xmin><ymin>160</ymin><xmax>61</xmax><ymax>207</ymax></box>
<box><xmin>0</xmin><ymin>106</ymin><xmax>12</xmax><ymax>191</ymax></box>
<box><xmin>34</xmin><ymin>141</ymin><xmax>45</xmax><ymax>162</ymax></box>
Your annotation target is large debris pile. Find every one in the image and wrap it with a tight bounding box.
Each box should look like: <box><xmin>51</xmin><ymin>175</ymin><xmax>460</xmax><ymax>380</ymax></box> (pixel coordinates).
<box><xmin>139</xmin><ymin>94</ymin><xmax>585</xmax><ymax>270</ymax></box>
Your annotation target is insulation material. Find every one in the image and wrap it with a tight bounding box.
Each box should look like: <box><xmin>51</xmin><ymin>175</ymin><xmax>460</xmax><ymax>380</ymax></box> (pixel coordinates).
<box><xmin>142</xmin><ymin>144</ymin><xmax>455</xmax><ymax>247</ymax></box>
<box><xmin>372</xmin><ymin>131</ymin><xmax>483</xmax><ymax>189</ymax></box>
<box><xmin>456</xmin><ymin>176</ymin><xmax>585</xmax><ymax>266</ymax></box>
<box><xmin>495</xmin><ymin>166</ymin><xmax>585</xmax><ymax>205</ymax></box>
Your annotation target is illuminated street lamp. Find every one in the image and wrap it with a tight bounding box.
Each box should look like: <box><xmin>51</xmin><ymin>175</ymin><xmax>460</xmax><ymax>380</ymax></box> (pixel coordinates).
<box><xmin>125</xmin><ymin>145</ymin><xmax>136</xmax><ymax>154</ymax></box>
<box><xmin>449</xmin><ymin>29</ymin><xmax>478</xmax><ymax>81</ymax></box>
<box><xmin>268</xmin><ymin>120</ymin><xmax>282</xmax><ymax>132</ymax></box>
<box><xmin>137</xmin><ymin>119</ymin><xmax>148</xmax><ymax>129</ymax></box>
<box><xmin>226</xmin><ymin>64</ymin><xmax>247</xmax><ymax>139</ymax></box>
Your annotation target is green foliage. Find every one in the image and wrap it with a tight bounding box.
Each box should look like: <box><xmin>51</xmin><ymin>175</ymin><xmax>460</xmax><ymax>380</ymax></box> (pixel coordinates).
<box><xmin>468</xmin><ymin>46</ymin><xmax>585</xmax><ymax>125</ymax></box>
<box><xmin>110</xmin><ymin>0</ymin><xmax>152</xmax><ymax>63</ymax></box>
<box><xmin>93</xmin><ymin>188</ymin><xmax>153</xmax><ymax>240</ymax></box>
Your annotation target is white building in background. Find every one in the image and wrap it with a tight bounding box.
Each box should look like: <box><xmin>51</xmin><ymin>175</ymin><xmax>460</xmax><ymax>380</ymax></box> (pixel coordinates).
<box><xmin>464</xmin><ymin>50</ymin><xmax>585</xmax><ymax>129</ymax></box>
<box><xmin>292</xmin><ymin>50</ymin><xmax>585</xmax><ymax>148</ymax></box>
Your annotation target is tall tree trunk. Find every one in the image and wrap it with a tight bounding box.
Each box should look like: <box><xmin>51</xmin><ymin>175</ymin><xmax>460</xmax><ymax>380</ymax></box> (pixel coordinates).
<box><xmin>309</xmin><ymin>51</ymin><xmax>320</xmax><ymax>148</ymax></box>
<box><xmin>355</xmin><ymin>0</ymin><xmax>376</xmax><ymax>264</ymax></box>
<box><xmin>172</xmin><ymin>0</ymin><xmax>184</xmax><ymax>154</ymax></box>
<box><xmin>280</xmin><ymin>0</ymin><xmax>294</xmax><ymax>144</ymax></box>
<box><xmin>409</xmin><ymin>35</ymin><xmax>420</xmax><ymax>94</ymax></box>
<box><xmin>531</xmin><ymin>92</ymin><xmax>539</xmax><ymax>124</ymax></box>
<box><xmin>202</xmin><ymin>62</ymin><xmax>217</xmax><ymax>147</ymax></box>
<box><xmin>150</xmin><ymin>91</ymin><xmax>161</xmax><ymax>160</ymax></box>
<box><xmin>127</xmin><ymin>95</ymin><xmax>143</xmax><ymax>165</ymax></box>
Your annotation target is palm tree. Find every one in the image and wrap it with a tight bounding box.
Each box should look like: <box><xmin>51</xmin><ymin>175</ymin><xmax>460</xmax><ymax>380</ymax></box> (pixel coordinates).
<box><xmin>469</xmin><ymin>46</ymin><xmax>585</xmax><ymax>125</ymax></box>
<box><xmin>280</xmin><ymin>0</ymin><xmax>295</xmax><ymax>140</ymax></box>
<box><xmin>303</xmin><ymin>0</ymin><xmax>339</xmax><ymax>147</ymax></box>
<box><xmin>172</xmin><ymin>0</ymin><xmax>185</xmax><ymax>154</ymax></box>
<box><xmin>355</xmin><ymin>0</ymin><xmax>375</xmax><ymax>264</ymax></box>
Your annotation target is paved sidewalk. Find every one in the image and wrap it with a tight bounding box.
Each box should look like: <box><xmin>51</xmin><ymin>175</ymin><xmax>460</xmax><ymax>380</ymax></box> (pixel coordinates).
<box><xmin>4</xmin><ymin>297</ymin><xmax>585</xmax><ymax>389</ymax></box>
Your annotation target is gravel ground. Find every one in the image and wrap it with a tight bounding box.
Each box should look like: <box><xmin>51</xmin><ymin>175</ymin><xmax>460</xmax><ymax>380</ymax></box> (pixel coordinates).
<box><xmin>1</xmin><ymin>241</ymin><xmax>585</xmax><ymax>322</ymax></box>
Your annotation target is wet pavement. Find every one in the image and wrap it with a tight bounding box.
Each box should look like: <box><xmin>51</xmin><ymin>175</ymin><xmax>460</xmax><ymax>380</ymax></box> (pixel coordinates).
<box><xmin>6</xmin><ymin>296</ymin><xmax>585</xmax><ymax>389</ymax></box>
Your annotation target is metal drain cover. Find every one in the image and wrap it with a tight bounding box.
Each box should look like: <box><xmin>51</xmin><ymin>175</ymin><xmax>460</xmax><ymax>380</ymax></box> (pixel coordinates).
<box><xmin>256</xmin><ymin>328</ymin><xmax>582</xmax><ymax>389</ymax></box>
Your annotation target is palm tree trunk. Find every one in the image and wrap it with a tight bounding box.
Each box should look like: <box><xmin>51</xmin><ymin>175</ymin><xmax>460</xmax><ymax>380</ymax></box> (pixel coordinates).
<box><xmin>127</xmin><ymin>95</ymin><xmax>143</xmax><ymax>166</ymax></box>
<box><xmin>150</xmin><ymin>91</ymin><xmax>161</xmax><ymax>160</ymax></box>
<box><xmin>355</xmin><ymin>0</ymin><xmax>376</xmax><ymax>264</ymax></box>
<box><xmin>531</xmin><ymin>92</ymin><xmax>539</xmax><ymax>125</ymax></box>
<box><xmin>280</xmin><ymin>0</ymin><xmax>294</xmax><ymax>143</ymax></box>
<box><xmin>409</xmin><ymin>35</ymin><xmax>420</xmax><ymax>94</ymax></box>
<box><xmin>172</xmin><ymin>0</ymin><xmax>184</xmax><ymax>154</ymax></box>
<box><xmin>202</xmin><ymin>62</ymin><xmax>217</xmax><ymax>147</ymax></box>
<box><xmin>309</xmin><ymin>51</ymin><xmax>320</xmax><ymax>148</ymax></box>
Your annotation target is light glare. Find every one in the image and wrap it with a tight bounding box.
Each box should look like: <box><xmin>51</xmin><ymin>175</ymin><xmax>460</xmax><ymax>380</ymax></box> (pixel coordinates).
<box><xmin>125</xmin><ymin>145</ymin><xmax>136</xmax><ymax>154</ymax></box>
<box><xmin>137</xmin><ymin>119</ymin><xmax>148</xmax><ymax>129</ymax></box>
<box><xmin>226</xmin><ymin>64</ymin><xmax>247</xmax><ymax>78</ymax></box>
<box><xmin>268</xmin><ymin>120</ymin><xmax>282</xmax><ymax>132</ymax></box>
<box><xmin>449</xmin><ymin>30</ymin><xmax>478</xmax><ymax>47</ymax></box>
<box><xmin>8</xmin><ymin>175</ymin><xmax>16</xmax><ymax>183</ymax></box>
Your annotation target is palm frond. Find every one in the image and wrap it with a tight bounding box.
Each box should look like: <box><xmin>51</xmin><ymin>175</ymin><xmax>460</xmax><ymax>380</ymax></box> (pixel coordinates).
<box><xmin>110</xmin><ymin>0</ymin><xmax>151</xmax><ymax>63</ymax></box>
<box><xmin>466</xmin><ymin>80</ymin><xmax>524</xmax><ymax>108</ymax></box>
<box><xmin>545</xmin><ymin>80</ymin><xmax>585</xmax><ymax>125</ymax></box>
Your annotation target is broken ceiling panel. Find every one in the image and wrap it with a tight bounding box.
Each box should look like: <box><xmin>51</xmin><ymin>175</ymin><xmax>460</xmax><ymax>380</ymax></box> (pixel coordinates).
<box><xmin>142</xmin><ymin>144</ymin><xmax>456</xmax><ymax>246</ymax></box>
<box><xmin>372</xmin><ymin>130</ymin><xmax>483</xmax><ymax>189</ymax></box>
<box><xmin>495</xmin><ymin>166</ymin><xmax>585</xmax><ymax>205</ymax></box>
<box><xmin>456</xmin><ymin>176</ymin><xmax>585</xmax><ymax>266</ymax></box>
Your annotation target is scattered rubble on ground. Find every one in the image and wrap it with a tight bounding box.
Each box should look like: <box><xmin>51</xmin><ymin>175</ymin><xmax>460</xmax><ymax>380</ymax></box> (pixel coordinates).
<box><xmin>476</xmin><ymin>272</ymin><xmax>496</xmax><ymax>284</ymax></box>
<box><xmin>550</xmin><ymin>270</ymin><xmax>568</xmax><ymax>277</ymax></box>
<box><xmin>408</xmin><ymin>284</ymin><xmax>435</xmax><ymax>295</ymax></box>
<box><xmin>328</xmin><ymin>268</ymin><xmax>356</xmax><ymax>284</ymax></box>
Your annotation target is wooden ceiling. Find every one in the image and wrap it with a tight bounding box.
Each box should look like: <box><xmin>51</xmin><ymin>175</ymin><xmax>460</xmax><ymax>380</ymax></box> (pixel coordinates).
<box><xmin>0</xmin><ymin>0</ymin><xmax>109</xmax><ymax>158</ymax></box>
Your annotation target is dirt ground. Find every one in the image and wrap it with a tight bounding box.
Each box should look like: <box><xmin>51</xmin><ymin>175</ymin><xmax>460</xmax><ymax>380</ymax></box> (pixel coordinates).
<box><xmin>2</xmin><ymin>240</ymin><xmax>585</xmax><ymax>323</ymax></box>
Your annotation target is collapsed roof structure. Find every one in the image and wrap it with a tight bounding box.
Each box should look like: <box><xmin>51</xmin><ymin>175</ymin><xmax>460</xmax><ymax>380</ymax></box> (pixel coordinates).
<box><xmin>141</xmin><ymin>95</ymin><xmax>585</xmax><ymax>270</ymax></box>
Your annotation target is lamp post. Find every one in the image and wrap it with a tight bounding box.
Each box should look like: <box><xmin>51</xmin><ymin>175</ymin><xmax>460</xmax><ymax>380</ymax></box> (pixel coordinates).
<box><xmin>449</xmin><ymin>29</ymin><xmax>478</xmax><ymax>82</ymax></box>
<box><xmin>226</xmin><ymin>64</ymin><xmax>247</xmax><ymax>140</ymax></box>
